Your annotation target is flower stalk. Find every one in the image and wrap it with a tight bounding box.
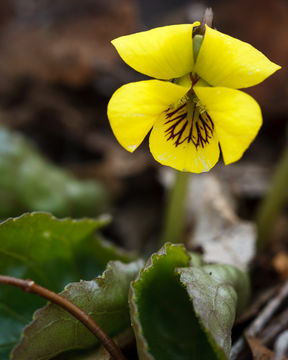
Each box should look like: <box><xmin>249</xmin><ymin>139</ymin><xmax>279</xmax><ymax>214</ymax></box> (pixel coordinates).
<box><xmin>257</xmin><ymin>136</ymin><xmax>288</xmax><ymax>251</ymax></box>
<box><xmin>161</xmin><ymin>170</ymin><xmax>190</xmax><ymax>244</ymax></box>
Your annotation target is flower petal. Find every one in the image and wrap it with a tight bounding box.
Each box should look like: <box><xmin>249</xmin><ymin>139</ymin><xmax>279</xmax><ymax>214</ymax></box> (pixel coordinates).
<box><xmin>107</xmin><ymin>80</ymin><xmax>189</xmax><ymax>152</ymax></box>
<box><xmin>149</xmin><ymin>109</ymin><xmax>220</xmax><ymax>173</ymax></box>
<box><xmin>111</xmin><ymin>23</ymin><xmax>199</xmax><ymax>80</ymax></box>
<box><xmin>194</xmin><ymin>86</ymin><xmax>262</xmax><ymax>164</ymax></box>
<box><xmin>194</xmin><ymin>26</ymin><xmax>281</xmax><ymax>89</ymax></box>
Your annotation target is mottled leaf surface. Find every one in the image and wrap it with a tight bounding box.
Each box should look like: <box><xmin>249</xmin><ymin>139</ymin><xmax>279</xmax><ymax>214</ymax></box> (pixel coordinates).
<box><xmin>130</xmin><ymin>243</ymin><xmax>250</xmax><ymax>360</ymax></box>
<box><xmin>177</xmin><ymin>264</ymin><xmax>250</xmax><ymax>359</ymax></box>
<box><xmin>130</xmin><ymin>243</ymin><xmax>217</xmax><ymax>360</ymax></box>
<box><xmin>53</xmin><ymin>328</ymin><xmax>135</xmax><ymax>360</ymax></box>
<box><xmin>11</xmin><ymin>260</ymin><xmax>143</xmax><ymax>360</ymax></box>
<box><xmin>0</xmin><ymin>213</ymin><xmax>134</xmax><ymax>358</ymax></box>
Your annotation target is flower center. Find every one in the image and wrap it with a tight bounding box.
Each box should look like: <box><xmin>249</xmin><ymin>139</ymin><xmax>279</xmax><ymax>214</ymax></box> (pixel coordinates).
<box><xmin>164</xmin><ymin>96</ymin><xmax>214</xmax><ymax>149</ymax></box>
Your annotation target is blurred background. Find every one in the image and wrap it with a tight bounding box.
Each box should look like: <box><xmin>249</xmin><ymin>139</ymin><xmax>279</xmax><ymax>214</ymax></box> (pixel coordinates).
<box><xmin>0</xmin><ymin>0</ymin><xmax>287</xmax><ymax>252</ymax></box>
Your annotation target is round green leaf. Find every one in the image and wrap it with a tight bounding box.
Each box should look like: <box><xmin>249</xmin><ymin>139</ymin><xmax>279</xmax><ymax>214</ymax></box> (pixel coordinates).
<box><xmin>11</xmin><ymin>260</ymin><xmax>143</xmax><ymax>360</ymax></box>
<box><xmin>129</xmin><ymin>243</ymin><xmax>217</xmax><ymax>360</ymax></box>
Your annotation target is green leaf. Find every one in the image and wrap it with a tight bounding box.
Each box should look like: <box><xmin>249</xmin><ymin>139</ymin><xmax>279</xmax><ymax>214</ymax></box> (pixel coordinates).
<box><xmin>54</xmin><ymin>328</ymin><xmax>135</xmax><ymax>360</ymax></box>
<box><xmin>177</xmin><ymin>264</ymin><xmax>250</xmax><ymax>359</ymax></box>
<box><xmin>11</xmin><ymin>260</ymin><xmax>143</xmax><ymax>360</ymax></box>
<box><xmin>0</xmin><ymin>212</ymin><xmax>110</xmax><ymax>289</ymax></box>
<box><xmin>0</xmin><ymin>127</ymin><xmax>108</xmax><ymax>218</ymax></box>
<box><xmin>129</xmin><ymin>243</ymin><xmax>250</xmax><ymax>360</ymax></box>
<box><xmin>130</xmin><ymin>243</ymin><xmax>217</xmax><ymax>360</ymax></box>
<box><xmin>0</xmin><ymin>213</ymin><xmax>135</xmax><ymax>358</ymax></box>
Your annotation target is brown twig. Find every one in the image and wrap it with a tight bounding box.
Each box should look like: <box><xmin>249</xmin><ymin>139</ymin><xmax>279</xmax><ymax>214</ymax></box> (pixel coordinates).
<box><xmin>0</xmin><ymin>275</ymin><xmax>127</xmax><ymax>360</ymax></box>
<box><xmin>246</xmin><ymin>281</ymin><xmax>288</xmax><ymax>338</ymax></box>
<box><xmin>260</xmin><ymin>307</ymin><xmax>288</xmax><ymax>346</ymax></box>
<box><xmin>274</xmin><ymin>330</ymin><xmax>288</xmax><ymax>360</ymax></box>
<box><xmin>230</xmin><ymin>281</ymin><xmax>288</xmax><ymax>360</ymax></box>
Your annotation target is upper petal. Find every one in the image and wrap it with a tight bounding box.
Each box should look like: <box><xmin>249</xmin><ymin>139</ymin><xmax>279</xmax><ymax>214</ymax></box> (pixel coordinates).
<box><xmin>149</xmin><ymin>105</ymin><xmax>220</xmax><ymax>173</ymax></box>
<box><xmin>194</xmin><ymin>85</ymin><xmax>262</xmax><ymax>164</ymax></box>
<box><xmin>112</xmin><ymin>23</ymin><xmax>199</xmax><ymax>80</ymax></box>
<box><xmin>194</xmin><ymin>25</ymin><xmax>281</xmax><ymax>89</ymax></box>
<box><xmin>107</xmin><ymin>80</ymin><xmax>189</xmax><ymax>152</ymax></box>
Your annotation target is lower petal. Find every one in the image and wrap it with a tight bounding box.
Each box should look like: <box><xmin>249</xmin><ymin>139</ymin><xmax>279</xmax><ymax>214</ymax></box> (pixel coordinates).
<box><xmin>107</xmin><ymin>80</ymin><xmax>188</xmax><ymax>152</ymax></box>
<box><xmin>149</xmin><ymin>110</ymin><xmax>220</xmax><ymax>173</ymax></box>
<box><xmin>194</xmin><ymin>86</ymin><xmax>262</xmax><ymax>165</ymax></box>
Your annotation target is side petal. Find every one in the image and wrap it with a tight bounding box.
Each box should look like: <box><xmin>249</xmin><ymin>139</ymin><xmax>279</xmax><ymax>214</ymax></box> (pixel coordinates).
<box><xmin>194</xmin><ymin>26</ymin><xmax>281</xmax><ymax>89</ymax></box>
<box><xmin>107</xmin><ymin>80</ymin><xmax>189</xmax><ymax>152</ymax></box>
<box><xmin>112</xmin><ymin>23</ymin><xmax>199</xmax><ymax>80</ymax></box>
<box><xmin>194</xmin><ymin>86</ymin><xmax>262</xmax><ymax>164</ymax></box>
<box><xmin>149</xmin><ymin>111</ymin><xmax>220</xmax><ymax>173</ymax></box>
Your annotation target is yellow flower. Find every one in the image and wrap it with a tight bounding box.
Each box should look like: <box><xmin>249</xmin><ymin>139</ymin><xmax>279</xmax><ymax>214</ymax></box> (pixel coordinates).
<box><xmin>107</xmin><ymin>23</ymin><xmax>280</xmax><ymax>173</ymax></box>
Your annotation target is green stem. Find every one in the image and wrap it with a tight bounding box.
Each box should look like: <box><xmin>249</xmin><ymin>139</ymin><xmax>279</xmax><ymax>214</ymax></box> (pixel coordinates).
<box><xmin>257</xmin><ymin>144</ymin><xmax>288</xmax><ymax>251</ymax></box>
<box><xmin>161</xmin><ymin>171</ymin><xmax>190</xmax><ymax>244</ymax></box>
